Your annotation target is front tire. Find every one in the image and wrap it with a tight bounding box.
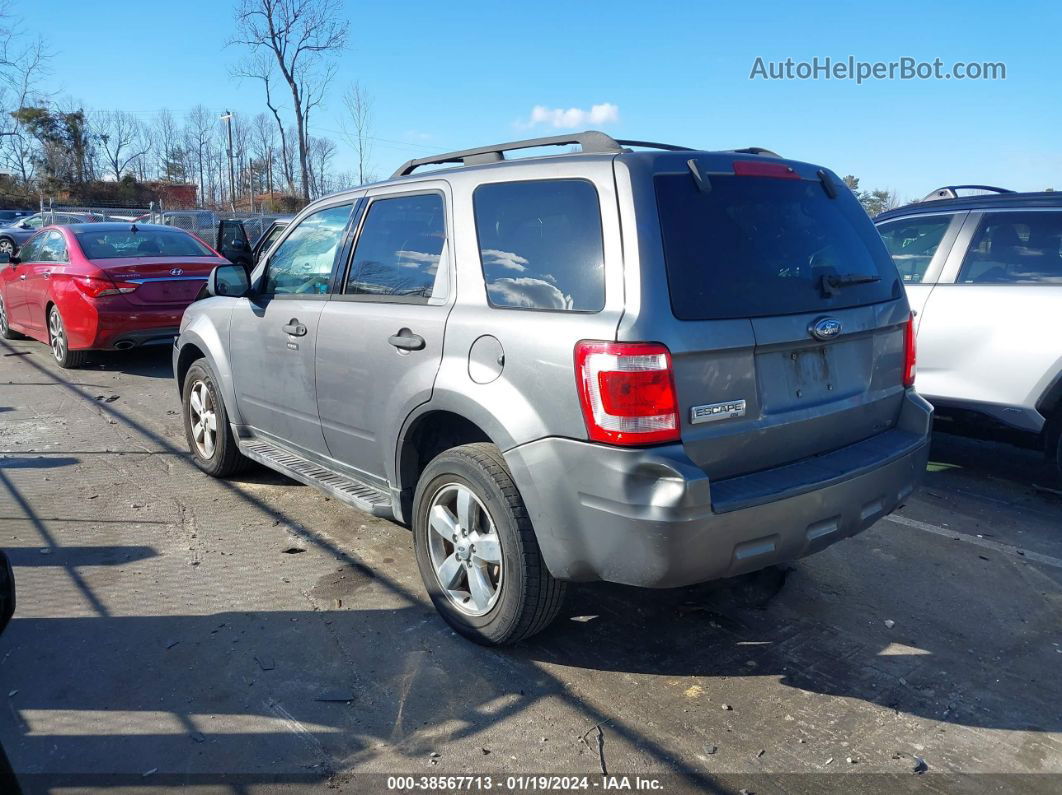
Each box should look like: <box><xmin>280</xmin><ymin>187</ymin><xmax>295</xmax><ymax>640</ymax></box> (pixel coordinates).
<box><xmin>182</xmin><ymin>359</ymin><xmax>250</xmax><ymax>477</ymax></box>
<box><xmin>412</xmin><ymin>443</ymin><xmax>566</xmax><ymax>645</ymax></box>
<box><xmin>47</xmin><ymin>306</ymin><xmax>87</xmax><ymax>368</ymax></box>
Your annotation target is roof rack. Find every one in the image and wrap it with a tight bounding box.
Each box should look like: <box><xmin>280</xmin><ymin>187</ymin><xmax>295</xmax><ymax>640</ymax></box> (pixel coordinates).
<box><xmin>391</xmin><ymin>131</ymin><xmax>692</xmax><ymax>178</ymax></box>
<box><xmin>920</xmin><ymin>184</ymin><xmax>1014</xmax><ymax>202</ymax></box>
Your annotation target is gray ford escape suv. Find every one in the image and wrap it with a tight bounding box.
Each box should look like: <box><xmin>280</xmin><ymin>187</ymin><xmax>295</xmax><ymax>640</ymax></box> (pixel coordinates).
<box><xmin>173</xmin><ymin>131</ymin><xmax>931</xmax><ymax>645</ymax></box>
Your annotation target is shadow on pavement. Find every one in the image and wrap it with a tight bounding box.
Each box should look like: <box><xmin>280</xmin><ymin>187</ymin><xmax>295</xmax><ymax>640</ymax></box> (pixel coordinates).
<box><xmin>1</xmin><ymin>338</ymin><xmax>1060</xmax><ymax>787</ymax></box>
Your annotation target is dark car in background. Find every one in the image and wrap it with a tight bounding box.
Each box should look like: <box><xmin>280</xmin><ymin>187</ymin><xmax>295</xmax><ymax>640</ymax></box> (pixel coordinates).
<box><xmin>0</xmin><ymin>209</ymin><xmax>34</xmax><ymax>226</ymax></box>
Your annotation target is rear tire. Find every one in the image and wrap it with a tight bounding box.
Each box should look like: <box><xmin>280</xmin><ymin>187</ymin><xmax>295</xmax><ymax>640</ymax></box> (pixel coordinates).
<box><xmin>0</xmin><ymin>294</ymin><xmax>23</xmax><ymax>340</ymax></box>
<box><xmin>412</xmin><ymin>443</ymin><xmax>566</xmax><ymax>645</ymax></box>
<box><xmin>0</xmin><ymin>238</ymin><xmax>14</xmax><ymax>258</ymax></box>
<box><xmin>47</xmin><ymin>306</ymin><xmax>87</xmax><ymax>368</ymax></box>
<box><xmin>182</xmin><ymin>359</ymin><xmax>250</xmax><ymax>477</ymax></box>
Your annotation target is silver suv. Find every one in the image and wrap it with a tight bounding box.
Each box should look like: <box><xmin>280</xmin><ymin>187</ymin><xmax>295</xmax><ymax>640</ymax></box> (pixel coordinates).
<box><xmin>173</xmin><ymin>132</ymin><xmax>931</xmax><ymax>645</ymax></box>
<box><xmin>876</xmin><ymin>187</ymin><xmax>1062</xmax><ymax>480</ymax></box>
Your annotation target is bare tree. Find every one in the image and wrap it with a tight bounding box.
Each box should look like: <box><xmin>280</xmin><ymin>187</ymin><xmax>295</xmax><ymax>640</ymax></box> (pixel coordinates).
<box><xmin>341</xmin><ymin>80</ymin><xmax>374</xmax><ymax>184</ymax></box>
<box><xmin>95</xmin><ymin>110</ymin><xmax>147</xmax><ymax>182</ymax></box>
<box><xmin>307</xmin><ymin>134</ymin><xmax>335</xmax><ymax>198</ymax></box>
<box><xmin>231</xmin><ymin>0</ymin><xmax>348</xmax><ymax>202</ymax></box>
<box><xmin>185</xmin><ymin>105</ymin><xmax>214</xmax><ymax>206</ymax></box>
<box><xmin>0</xmin><ymin>3</ymin><xmax>50</xmax><ymax>186</ymax></box>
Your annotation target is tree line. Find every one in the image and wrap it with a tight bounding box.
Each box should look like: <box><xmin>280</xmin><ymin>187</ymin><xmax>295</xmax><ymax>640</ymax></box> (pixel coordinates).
<box><xmin>0</xmin><ymin>0</ymin><xmax>375</xmax><ymax>209</ymax></box>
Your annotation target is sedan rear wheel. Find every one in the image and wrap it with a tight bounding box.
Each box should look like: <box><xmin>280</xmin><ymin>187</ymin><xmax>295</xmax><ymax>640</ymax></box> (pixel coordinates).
<box><xmin>47</xmin><ymin>306</ymin><xmax>86</xmax><ymax>368</ymax></box>
<box><xmin>0</xmin><ymin>294</ymin><xmax>23</xmax><ymax>340</ymax></box>
<box><xmin>0</xmin><ymin>238</ymin><xmax>14</xmax><ymax>257</ymax></box>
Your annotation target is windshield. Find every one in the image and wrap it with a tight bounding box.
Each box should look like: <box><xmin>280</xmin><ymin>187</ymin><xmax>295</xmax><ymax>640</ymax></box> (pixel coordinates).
<box><xmin>74</xmin><ymin>228</ymin><xmax>215</xmax><ymax>259</ymax></box>
<box><xmin>655</xmin><ymin>173</ymin><xmax>901</xmax><ymax>320</ymax></box>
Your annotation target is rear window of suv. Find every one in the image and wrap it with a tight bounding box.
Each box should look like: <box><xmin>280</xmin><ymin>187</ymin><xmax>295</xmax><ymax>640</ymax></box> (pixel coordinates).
<box><xmin>655</xmin><ymin>172</ymin><xmax>901</xmax><ymax>320</ymax></box>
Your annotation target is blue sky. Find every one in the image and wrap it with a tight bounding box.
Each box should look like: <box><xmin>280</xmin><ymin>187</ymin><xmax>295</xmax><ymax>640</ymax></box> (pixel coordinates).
<box><xmin>31</xmin><ymin>0</ymin><xmax>1061</xmax><ymax>199</ymax></box>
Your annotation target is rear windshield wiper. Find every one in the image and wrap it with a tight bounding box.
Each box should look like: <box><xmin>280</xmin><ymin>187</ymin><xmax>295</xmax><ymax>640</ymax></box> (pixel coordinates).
<box><xmin>820</xmin><ymin>273</ymin><xmax>880</xmax><ymax>297</ymax></box>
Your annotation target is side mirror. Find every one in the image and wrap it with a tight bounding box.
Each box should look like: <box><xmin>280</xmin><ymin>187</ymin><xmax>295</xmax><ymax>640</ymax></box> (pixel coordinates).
<box><xmin>0</xmin><ymin>551</ymin><xmax>14</xmax><ymax>636</ymax></box>
<box><xmin>17</xmin><ymin>223</ymin><xmax>30</xmax><ymax>230</ymax></box>
<box><xmin>206</xmin><ymin>264</ymin><xmax>250</xmax><ymax>298</ymax></box>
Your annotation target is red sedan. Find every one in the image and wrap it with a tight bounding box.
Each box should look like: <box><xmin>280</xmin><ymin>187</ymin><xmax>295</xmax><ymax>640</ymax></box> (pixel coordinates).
<box><xmin>0</xmin><ymin>223</ymin><xmax>228</xmax><ymax>368</ymax></box>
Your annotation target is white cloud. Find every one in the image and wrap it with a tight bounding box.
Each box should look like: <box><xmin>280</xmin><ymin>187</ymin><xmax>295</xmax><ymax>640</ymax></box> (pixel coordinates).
<box><xmin>481</xmin><ymin>248</ymin><xmax>528</xmax><ymax>272</ymax></box>
<box><xmin>521</xmin><ymin>103</ymin><xmax>619</xmax><ymax>130</ymax></box>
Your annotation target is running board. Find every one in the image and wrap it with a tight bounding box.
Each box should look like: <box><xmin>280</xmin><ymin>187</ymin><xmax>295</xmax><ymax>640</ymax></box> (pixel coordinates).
<box><xmin>239</xmin><ymin>439</ymin><xmax>394</xmax><ymax>520</ymax></box>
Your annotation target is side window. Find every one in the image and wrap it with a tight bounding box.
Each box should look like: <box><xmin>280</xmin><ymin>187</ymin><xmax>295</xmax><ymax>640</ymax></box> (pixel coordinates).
<box><xmin>877</xmin><ymin>215</ymin><xmax>953</xmax><ymax>284</ymax></box>
<box><xmin>262</xmin><ymin>204</ymin><xmax>353</xmax><ymax>296</ymax></box>
<box><xmin>958</xmin><ymin>211</ymin><xmax>1062</xmax><ymax>284</ymax></box>
<box><xmin>473</xmin><ymin>179</ymin><xmax>604</xmax><ymax>311</ymax></box>
<box><xmin>16</xmin><ymin>233</ymin><xmax>44</xmax><ymax>262</ymax></box>
<box><xmin>345</xmin><ymin>193</ymin><xmax>446</xmax><ymax>300</ymax></box>
<box><xmin>24</xmin><ymin>215</ymin><xmax>43</xmax><ymax>229</ymax></box>
<box><xmin>38</xmin><ymin>231</ymin><xmax>68</xmax><ymax>263</ymax></box>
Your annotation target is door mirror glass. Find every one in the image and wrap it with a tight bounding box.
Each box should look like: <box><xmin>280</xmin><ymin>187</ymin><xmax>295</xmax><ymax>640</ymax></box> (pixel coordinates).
<box><xmin>207</xmin><ymin>264</ymin><xmax>251</xmax><ymax>297</ymax></box>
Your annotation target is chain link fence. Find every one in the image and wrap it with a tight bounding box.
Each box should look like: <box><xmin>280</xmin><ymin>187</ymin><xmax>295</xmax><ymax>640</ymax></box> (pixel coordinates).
<box><xmin>40</xmin><ymin>200</ymin><xmax>279</xmax><ymax>250</ymax></box>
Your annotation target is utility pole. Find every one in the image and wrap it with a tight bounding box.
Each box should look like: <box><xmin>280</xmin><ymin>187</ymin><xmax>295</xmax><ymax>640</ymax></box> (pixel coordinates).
<box><xmin>220</xmin><ymin>111</ymin><xmax>236</xmax><ymax>213</ymax></box>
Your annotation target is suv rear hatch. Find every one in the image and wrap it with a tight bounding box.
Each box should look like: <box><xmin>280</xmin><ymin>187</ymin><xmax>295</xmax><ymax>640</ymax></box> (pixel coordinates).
<box><xmin>651</xmin><ymin>157</ymin><xmax>910</xmax><ymax>482</ymax></box>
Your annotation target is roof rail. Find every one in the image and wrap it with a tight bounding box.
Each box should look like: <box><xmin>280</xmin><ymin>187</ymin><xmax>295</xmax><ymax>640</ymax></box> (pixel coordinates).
<box><xmin>391</xmin><ymin>131</ymin><xmax>691</xmax><ymax>177</ymax></box>
<box><xmin>920</xmin><ymin>184</ymin><xmax>1014</xmax><ymax>202</ymax></box>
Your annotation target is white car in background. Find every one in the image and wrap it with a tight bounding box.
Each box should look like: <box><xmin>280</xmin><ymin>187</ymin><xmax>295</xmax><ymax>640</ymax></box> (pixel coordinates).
<box><xmin>875</xmin><ymin>186</ymin><xmax>1062</xmax><ymax>480</ymax></box>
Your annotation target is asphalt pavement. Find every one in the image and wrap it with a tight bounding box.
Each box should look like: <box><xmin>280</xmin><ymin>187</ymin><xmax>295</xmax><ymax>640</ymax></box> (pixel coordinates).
<box><xmin>1</xmin><ymin>337</ymin><xmax>1060</xmax><ymax>793</ymax></box>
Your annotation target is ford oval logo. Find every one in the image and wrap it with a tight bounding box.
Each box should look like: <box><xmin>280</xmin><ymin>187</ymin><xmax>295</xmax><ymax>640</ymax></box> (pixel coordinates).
<box><xmin>809</xmin><ymin>317</ymin><xmax>842</xmax><ymax>341</ymax></box>
<box><xmin>169</xmin><ymin>268</ymin><xmax>183</xmax><ymax>277</ymax></box>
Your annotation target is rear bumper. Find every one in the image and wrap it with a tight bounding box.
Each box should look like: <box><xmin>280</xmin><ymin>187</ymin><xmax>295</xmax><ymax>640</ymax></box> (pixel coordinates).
<box><xmin>84</xmin><ymin>304</ymin><xmax>185</xmax><ymax>350</ymax></box>
<box><xmin>504</xmin><ymin>390</ymin><xmax>932</xmax><ymax>588</ymax></box>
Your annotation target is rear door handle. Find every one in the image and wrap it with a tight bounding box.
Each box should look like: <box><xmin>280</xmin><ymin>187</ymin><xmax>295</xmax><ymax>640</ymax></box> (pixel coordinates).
<box><xmin>282</xmin><ymin>319</ymin><xmax>307</xmax><ymax>337</ymax></box>
<box><xmin>19</xmin><ymin>273</ymin><xmax>26</xmax><ymax>280</ymax></box>
<box><xmin>388</xmin><ymin>329</ymin><xmax>425</xmax><ymax>351</ymax></box>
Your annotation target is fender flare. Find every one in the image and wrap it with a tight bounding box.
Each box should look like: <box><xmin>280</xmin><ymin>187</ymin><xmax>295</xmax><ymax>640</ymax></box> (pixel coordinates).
<box><xmin>174</xmin><ymin>323</ymin><xmax>244</xmax><ymax>428</ymax></box>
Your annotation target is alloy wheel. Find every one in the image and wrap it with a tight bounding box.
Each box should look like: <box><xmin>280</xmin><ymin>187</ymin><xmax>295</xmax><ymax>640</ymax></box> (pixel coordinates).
<box><xmin>48</xmin><ymin>309</ymin><xmax>65</xmax><ymax>362</ymax></box>
<box><xmin>188</xmin><ymin>380</ymin><xmax>218</xmax><ymax>459</ymax></box>
<box><xmin>0</xmin><ymin>239</ymin><xmax>12</xmax><ymax>256</ymax></box>
<box><xmin>0</xmin><ymin>296</ymin><xmax>8</xmax><ymax>334</ymax></box>
<box><xmin>426</xmin><ymin>483</ymin><xmax>504</xmax><ymax>616</ymax></box>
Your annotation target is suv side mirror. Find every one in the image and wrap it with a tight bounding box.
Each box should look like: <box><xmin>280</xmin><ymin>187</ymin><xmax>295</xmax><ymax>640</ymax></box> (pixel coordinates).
<box><xmin>206</xmin><ymin>264</ymin><xmax>250</xmax><ymax>298</ymax></box>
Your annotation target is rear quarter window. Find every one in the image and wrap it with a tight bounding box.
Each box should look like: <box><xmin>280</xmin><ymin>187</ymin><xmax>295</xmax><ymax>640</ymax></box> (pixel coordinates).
<box><xmin>876</xmin><ymin>215</ymin><xmax>955</xmax><ymax>283</ymax></box>
<box><xmin>473</xmin><ymin>179</ymin><xmax>605</xmax><ymax>312</ymax></box>
<box><xmin>655</xmin><ymin>172</ymin><xmax>901</xmax><ymax>320</ymax></box>
<box><xmin>958</xmin><ymin>210</ymin><xmax>1062</xmax><ymax>284</ymax></box>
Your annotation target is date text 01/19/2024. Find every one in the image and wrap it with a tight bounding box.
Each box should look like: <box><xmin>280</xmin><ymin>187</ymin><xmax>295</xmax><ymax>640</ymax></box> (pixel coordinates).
<box><xmin>385</xmin><ymin>775</ymin><xmax>665</xmax><ymax>791</ymax></box>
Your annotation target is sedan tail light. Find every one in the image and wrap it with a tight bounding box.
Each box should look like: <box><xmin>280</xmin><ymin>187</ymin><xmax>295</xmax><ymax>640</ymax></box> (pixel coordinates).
<box><xmin>73</xmin><ymin>276</ymin><xmax>138</xmax><ymax>298</ymax></box>
<box><xmin>903</xmin><ymin>312</ymin><xmax>917</xmax><ymax>388</ymax></box>
<box><xmin>575</xmin><ymin>341</ymin><xmax>680</xmax><ymax>446</ymax></box>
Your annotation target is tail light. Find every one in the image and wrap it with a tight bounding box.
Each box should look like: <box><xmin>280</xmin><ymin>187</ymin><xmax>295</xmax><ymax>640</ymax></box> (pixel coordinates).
<box><xmin>574</xmin><ymin>341</ymin><xmax>680</xmax><ymax>446</ymax></box>
<box><xmin>74</xmin><ymin>276</ymin><xmax>138</xmax><ymax>298</ymax></box>
<box><xmin>903</xmin><ymin>312</ymin><xmax>917</xmax><ymax>388</ymax></box>
<box><xmin>732</xmin><ymin>160</ymin><xmax>800</xmax><ymax>179</ymax></box>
